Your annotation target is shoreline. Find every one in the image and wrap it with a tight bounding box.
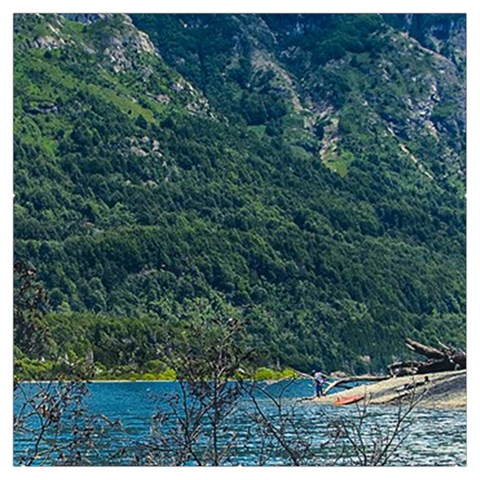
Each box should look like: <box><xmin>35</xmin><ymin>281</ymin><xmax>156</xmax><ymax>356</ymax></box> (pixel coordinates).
<box><xmin>18</xmin><ymin>372</ymin><xmax>467</xmax><ymax>410</ymax></box>
<box><xmin>311</xmin><ymin>370</ymin><xmax>466</xmax><ymax>410</ymax></box>
<box><xmin>17</xmin><ymin>376</ymin><xmax>297</xmax><ymax>384</ymax></box>
<box><xmin>18</xmin><ymin>378</ymin><xmax>174</xmax><ymax>384</ymax></box>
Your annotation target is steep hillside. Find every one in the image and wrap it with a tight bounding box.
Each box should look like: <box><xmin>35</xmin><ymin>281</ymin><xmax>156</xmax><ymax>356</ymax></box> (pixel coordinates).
<box><xmin>132</xmin><ymin>14</ymin><xmax>465</xmax><ymax>183</ymax></box>
<box><xmin>14</xmin><ymin>14</ymin><xmax>465</xmax><ymax>377</ymax></box>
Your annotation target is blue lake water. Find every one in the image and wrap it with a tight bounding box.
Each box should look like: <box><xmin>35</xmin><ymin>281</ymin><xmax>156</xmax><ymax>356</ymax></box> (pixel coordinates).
<box><xmin>13</xmin><ymin>379</ymin><xmax>466</xmax><ymax>466</ymax></box>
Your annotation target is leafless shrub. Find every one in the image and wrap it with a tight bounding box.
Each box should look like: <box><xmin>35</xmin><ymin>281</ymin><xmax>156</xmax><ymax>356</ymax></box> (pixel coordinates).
<box><xmin>14</xmin><ymin>377</ymin><xmax>126</xmax><ymax>466</ymax></box>
<box><xmin>137</xmin><ymin>316</ymin><xmax>249</xmax><ymax>466</ymax></box>
<box><xmin>241</xmin><ymin>378</ymin><xmax>315</xmax><ymax>466</ymax></box>
<box><xmin>327</xmin><ymin>389</ymin><xmax>424</xmax><ymax>466</ymax></box>
<box><xmin>14</xmin><ymin>260</ymin><xmax>131</xmax><ymax>466</ymax></box>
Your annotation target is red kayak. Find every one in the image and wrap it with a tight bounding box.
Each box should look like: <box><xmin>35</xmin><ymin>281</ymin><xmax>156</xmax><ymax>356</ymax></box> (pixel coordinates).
<box><xmin>334</xmin><ymin>394</ymin><xmax>365</xmax><ymax>406</ymax></box>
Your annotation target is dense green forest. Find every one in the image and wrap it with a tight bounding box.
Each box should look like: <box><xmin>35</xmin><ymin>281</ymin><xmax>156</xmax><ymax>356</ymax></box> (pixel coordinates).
<box><xmin>13</xmin><ymin>13</ymin><xmax>465</xmax><ymax>379</ymax></box>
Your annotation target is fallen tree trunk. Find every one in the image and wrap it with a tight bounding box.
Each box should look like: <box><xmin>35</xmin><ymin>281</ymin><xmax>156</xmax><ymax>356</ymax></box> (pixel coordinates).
<box><xmin>451</xmin><ymin>352</ymin><xmax>467</xmax><ymax>369</ymax></box>
<box><xmin>324</xmin><ymin>375</ymin><xmax>390</xmax><ymax>396</ymax></box>
<box><xmin>388</xmin><ymin>361</ymin><xmax>419</xmax><ymax>377</ymax></box>
<box><xmin>389</xmin><ymin>338</ymin><xmax>466</xmax><ymax>377</ymax></box>
<box><xmin>405</xmin><ymin>338</ymin><xmax>447</xmax><ymax>360</ymax></box>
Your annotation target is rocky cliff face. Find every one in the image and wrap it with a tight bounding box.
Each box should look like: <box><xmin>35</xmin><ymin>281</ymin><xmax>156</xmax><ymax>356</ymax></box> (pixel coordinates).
<box><xmin>383</xmin><ymin>14</ymin><xmax>466</xmax><ymax>64</ymax></box>
<box><xmin>61</xmin><ymin>13</ymin><xmax>106</xmax><ymax>24</ymax></box>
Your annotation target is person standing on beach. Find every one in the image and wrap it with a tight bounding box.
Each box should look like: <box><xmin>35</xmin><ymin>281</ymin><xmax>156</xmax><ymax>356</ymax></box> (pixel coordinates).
<box><xmin>312</xmin><ymin>370</ymin><xmax>328</xmax><ymax>397</ymax></box>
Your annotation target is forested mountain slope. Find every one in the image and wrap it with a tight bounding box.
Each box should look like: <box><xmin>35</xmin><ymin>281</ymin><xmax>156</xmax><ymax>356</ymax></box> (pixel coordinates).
<box><xmin>14</xmin><ymin>13</ymin><xmax>465</xmax><ymax>376</ymax></box>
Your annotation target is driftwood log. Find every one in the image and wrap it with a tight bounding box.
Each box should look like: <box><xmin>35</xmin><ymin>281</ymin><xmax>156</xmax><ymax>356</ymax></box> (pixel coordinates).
<box><xmin>388</xmin><ymin>338</ymin><xmax>466</xmax><ymax>377</ymax></box>
<box><xmin>323</xmin><ymin>375</ymin><xmax>390</xmax><ymax>396</ymax></box>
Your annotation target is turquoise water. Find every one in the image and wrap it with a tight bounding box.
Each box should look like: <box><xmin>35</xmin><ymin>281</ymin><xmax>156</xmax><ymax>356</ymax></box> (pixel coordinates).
<box><xmin>13</xmin><ymin>380</ymin><xmax>466</xmax><ymax>466</ymax></box>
